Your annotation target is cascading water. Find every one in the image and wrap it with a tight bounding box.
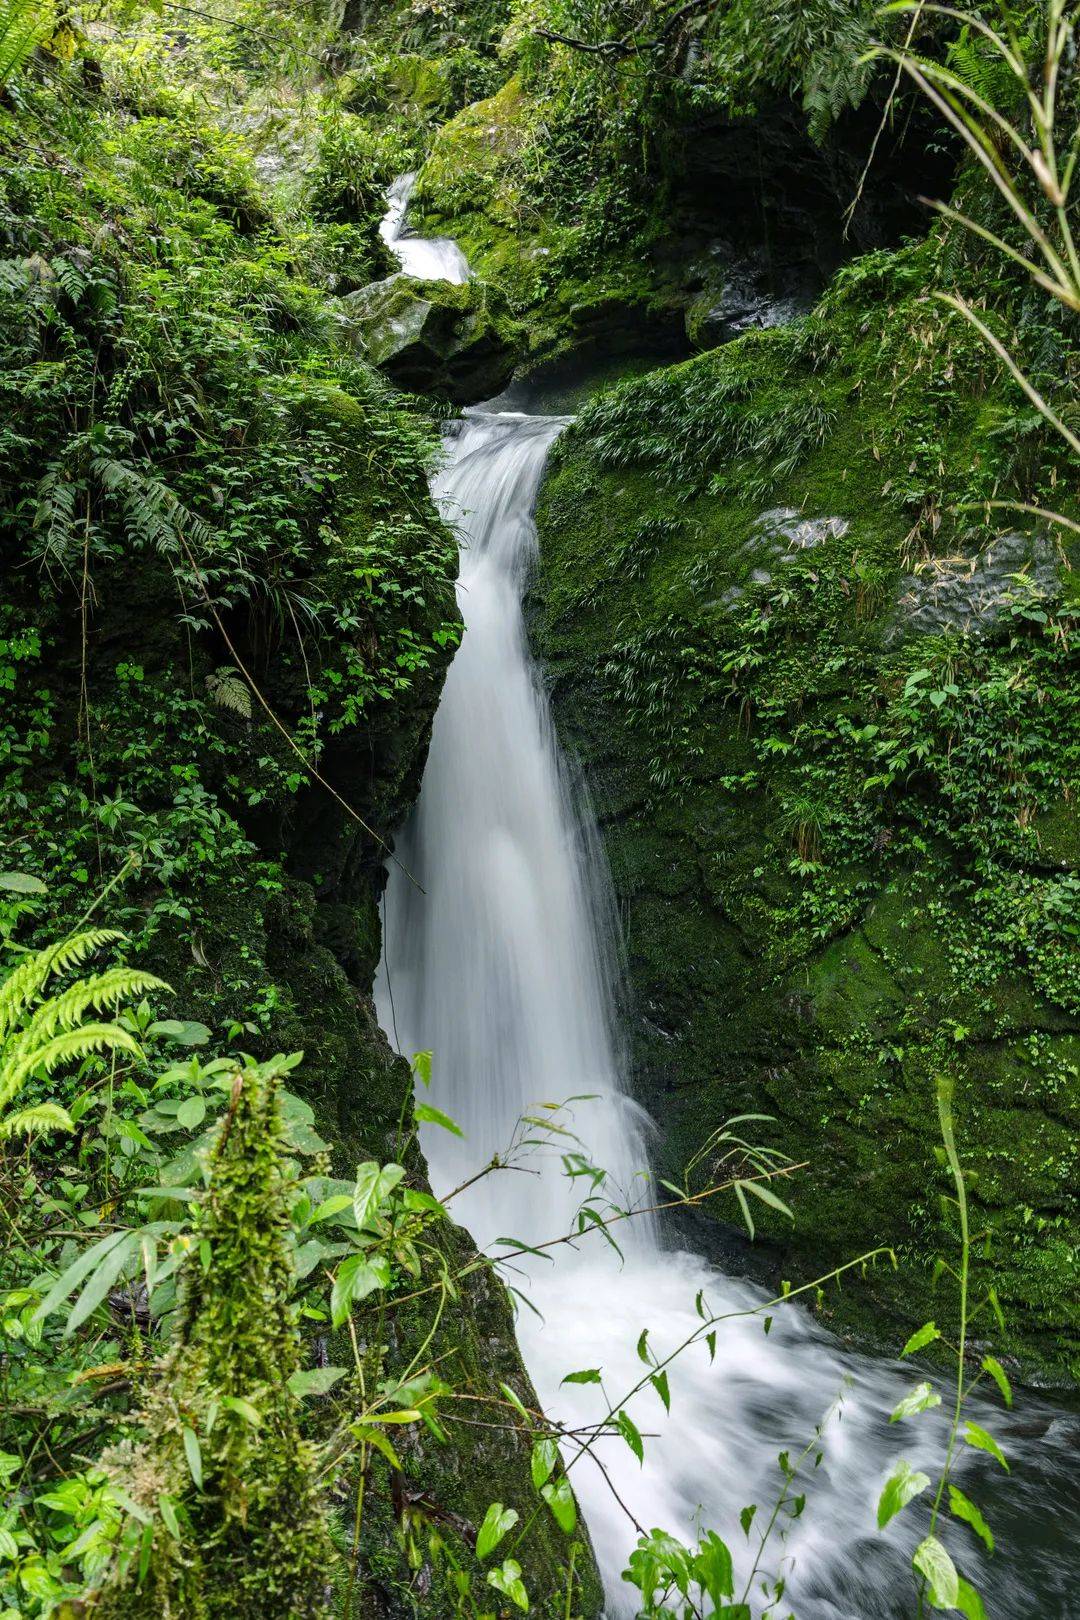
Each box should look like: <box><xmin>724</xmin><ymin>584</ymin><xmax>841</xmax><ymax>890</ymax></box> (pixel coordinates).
<box><xmin>375</xmin><ymin>189</ymin><xmax>1078</xmax><ymax>1620</ymax></box>
<box><xmin>379</xmin><ymin>173</ymin><xmax>471</xmax><ymax>285</ymax></box>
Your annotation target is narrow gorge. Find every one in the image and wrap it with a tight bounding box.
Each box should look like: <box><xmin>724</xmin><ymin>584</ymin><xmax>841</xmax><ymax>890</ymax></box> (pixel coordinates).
<box><xmin>1</xmin><ymin>3</ymin><xmax>1078</xmax><ymax>1618</ymax></box>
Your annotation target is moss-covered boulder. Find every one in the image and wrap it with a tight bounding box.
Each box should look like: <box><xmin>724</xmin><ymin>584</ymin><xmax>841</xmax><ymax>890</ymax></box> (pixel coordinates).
<box><xmin>530</xmin><ymin>241</ymin><xmax>1080</xmax><ymax>1386</ymax></box>
<box><xmin>342</xmin><ymin>273</ymin><xmax>518</xmax><ymax>402</ymax></box>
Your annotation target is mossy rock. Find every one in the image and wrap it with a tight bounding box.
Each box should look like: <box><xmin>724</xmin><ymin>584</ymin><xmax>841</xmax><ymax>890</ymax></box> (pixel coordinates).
<box><xmin>342</xmin><ymin>274</ymin><xmax>518</xmax><ymax>402</ymax></box>
<box><xmin>529</xmin><ymin>250</ymin><xmax>1080</xmax><ymax>1385</ymax></box>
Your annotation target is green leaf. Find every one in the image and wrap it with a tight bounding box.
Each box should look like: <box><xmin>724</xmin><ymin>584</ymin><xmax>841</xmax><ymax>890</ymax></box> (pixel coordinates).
<box><xmin>414</xmin><ymin>1101</ymin><xmax>463</xmax><ymax>1136</ymax></box>
<box><xmin>739</xmin><ymin>1504</ymin><xmax>757</xmax><ymax>1538</ymax></box>
<box><xmin>106</xmin><ymin>1485</ymin><xmax>152</xmax><ymax>1526</ymax></box>
<box><xmin>279</xmin><ymin>1091</ymin><xmax>329</xmax><ymax>1154</ymax></box>
<box><xmin>0</xmin><ymin>871</ymin><xmax>46</xmax><ymax>894</ymax></box>
<box><xmin>650</xmin><ymin>1370</ymin><xmax>670</xmax><ymax>1412</ymax></box>
<box><xmin>222</xmin><ymin>1396</ymin><xmax>261</xmax><ymax>1426</ymax></box>
<box><xmin>499</xmin><ymin>1382</ymin><xmax>530</xmax><ymax>1420</ymax></box>
<box><xmin>900</xmin><ymin>1321</ymin><xmax>940</xmax><ymax>1357</ymax></box>
<box><xmin>154</xmin><ymin>1020</ymin><xmax>211</xmax><ymax>1047</ymax></box>
<box><xmin>158</xmin><ymin>1496</ymin><xmax>181</xmax><ymax>1539</ymax></box>
<box><xmin>412</xmin><ymin>1049</ymin><xmax>433</xmax><ymax>1087</ymax></box>
<box><xmin>288</xmin><ymin>1366</ymin><xmax>348</xmax><ymax>1399</ymax></box>
<box><xmin>561</xmin><ymin>1367</ymin><xmax>602</xmax><ymax>1385</ymax></box>
<box><xmin>310</xmin><ymin>1194</ymin><xmax>355</xmax><ymax>1225</ymax></box>
<box><xmin>530</xmin><ymin>1437</ymin><xmax>557</xmax><ymax>1491</ymax></box>
<box><xmin>66</xmin><ymin>1232</ymin><xmax>141</xmax><ymax>1335</ymax></box>
<box><xmin>955</xmin><ymin>1575</ymin><xmax>988</xmax><ymax>1620</ymax></box>
<box><xmin>739</xmin><ymin>1177</ymin><xmax>793</xmax><ymax>1221</ymax></box>
<box><xmin>913</xmin><ymin>1536</ymin><xmax>959</xmax><ymax>1609</ymax></box>
<box><xmin>350</xmin><ymin>1425</ymin><xmax>401</xmax><ymax>1471</ymax></box>
<box><xmin>476</xmin><ymin>1502</ymin><xmax>519</xmax><ymax>1560</ymax></box>
<box><xmin>331</xmin><ymin>1253</ymin><xmax>391</xmax><ymax>1327</ymax></box>
<box><xmin>182</xmin><ymin>1426</ymin><xmax>202</xmax><ymax>1490</ymax></box>
<box><xmin>964</xmin><ymin>1421</ymin><xmax>1009</xmax><ymax>1471</ymax></box>
<box><xmin>616</xmin><ymin>1409</ymin><xmax>644</xmax><ymax>1464</ymax></box>
<box><xmin>693</xmin><ymin>1531</ymin><xmax>734</xmax><ymax>1606</ymax></box>
<box><xmin>877</xmin><ymin>1460</ymin><xmax>931</xmax><ymax>1529</ymax></box>
<box><xmin>540</xmin><ymin>1474</ymin><xmax>576</xmax><ymax>1534</ymax></box>
<box><xmin>980</xmin><ymin>1355</ymin><xmax>1013</xmax><ymax>1407</ymax></box>
<box><xmin>949</xmin><ymin>1486</ymin><xmax>993</xmax><ymax>1553</ymax></box>
<box><xmin>890</xmin><ymin>1381</ymin><xmax>942</xmax><ymax>1422</ymax></box>
<box><xmin>176</xmin><ymin>1096</ymin><xmax>206</xmax><ymax>1130</ymax></box>
<box><xmin>353</xmin><ymin>1161</ymin><xmax>405</xmax><ymax>1231</ymax></box>
<box><xmin>34</xmin><ymin>1229</ymin><xmax>131</xmax><ymax>1321</ymax></box>
<box><xmin>733</xmin><ymin>1181</ymin><xmax>755</xmax><ymax>1239</ymax></box>
<box><xmin>486</xmin><ymin>1557</ymin><xmax>529</xmax><ymax>1612</ymax></box>
<box><xmin>401</xmin><ymin>1188</ymin><xmax>446</xmax><ymax>1217</ymax></box>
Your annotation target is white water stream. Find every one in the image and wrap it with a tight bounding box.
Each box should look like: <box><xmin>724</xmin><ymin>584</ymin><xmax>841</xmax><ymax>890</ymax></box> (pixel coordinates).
<box><xmin>379</xmin><ymin>173</ymin><xmax>471</xmax><ymax>285</ymax></box>
<box><xmin>374</xmin><ymin>191</ymin><xmax>1077</xmax><ymax>1619</ymax></box>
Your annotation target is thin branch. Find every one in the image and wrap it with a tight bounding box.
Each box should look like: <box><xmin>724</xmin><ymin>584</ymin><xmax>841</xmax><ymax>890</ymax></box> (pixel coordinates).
<box><xmin>937</xmin><ymin>292</ymin><xmax>1080</xmax><ymax>457</ymax></box>
<box><xmin>173</xmin><ymin>530</ymin><xmax>423</xmax><ymax>889</ymax></box>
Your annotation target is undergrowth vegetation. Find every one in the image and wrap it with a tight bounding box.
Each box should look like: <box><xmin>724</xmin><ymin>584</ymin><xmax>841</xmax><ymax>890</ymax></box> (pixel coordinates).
<box><xmin>0</xmin><ymin>8</ymin><xmax>462</xmax><ymax>965</ymax></box>
<box><xmin>2</xmin><ymin>0</ymin><xmax>1078</xmax><ymax>1615</ymax></box>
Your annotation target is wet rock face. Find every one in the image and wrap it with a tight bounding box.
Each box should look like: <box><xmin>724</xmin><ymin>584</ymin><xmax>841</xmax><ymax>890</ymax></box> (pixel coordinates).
<box><xmin>714</xmin><ymin>509</ymin><xmax>851</xmax><ymax>609</ymax></box>
<box><xmin>747</xmin><ymin>507</ymin><xmax>850</xmax><ymax>559</ymax></box>
<box><xmin>891</xmin><ymin>530</ymin><xmax>1061</xmax><ymax>642</ymax></box>
<box><xmin>342</xmin><ymin>273</ymin><xmax>517</xmax><ymax>403</ymax></box>
<box><xmin>684</xmin><ymin>247</ymin><xmax>814</xmax><ymax>349</ymax></box>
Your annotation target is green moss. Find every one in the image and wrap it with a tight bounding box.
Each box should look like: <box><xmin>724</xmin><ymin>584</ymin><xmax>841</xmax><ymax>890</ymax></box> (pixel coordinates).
<box><xmin>413</xmin><ymin>79</ymin><xmax>677</xmax><ymax>361</ymax></box>
<box><xmin>531</xmin><ymin>241</ymin><xmax>1080</xmax><ymax>1386</ymax></box>
<box><xmin>94</xmin><ymin>1067</ymin><xmax>332</xmax><ymax>1619</ymax></box>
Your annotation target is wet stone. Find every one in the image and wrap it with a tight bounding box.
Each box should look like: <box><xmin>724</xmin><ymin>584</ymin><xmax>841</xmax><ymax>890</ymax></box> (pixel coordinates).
<box><xmin>890</xmin><ymin>530</ymin><xmax>1061</xmax><ymax>642</ymax></box>
<box><xmin>341</xmin><ymin>273</ymin><xmax>516</xmax><ymax>405</ymax></box>
<box><xmin>747</xmin><ymin>508</ymin><xmax>850</xmax><ymax>554</ymax></box>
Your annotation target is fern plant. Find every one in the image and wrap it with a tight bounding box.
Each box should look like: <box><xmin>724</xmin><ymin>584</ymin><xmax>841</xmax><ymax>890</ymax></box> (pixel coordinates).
<box><xmin>0</xmin><ymin>928</ymin><xmax>167</xmax><ymax>1140</ymax></box>
<box><xmin>0</xmin><ymin>0</ymin><xmax>53</xmax><ymax>88</ymax></box>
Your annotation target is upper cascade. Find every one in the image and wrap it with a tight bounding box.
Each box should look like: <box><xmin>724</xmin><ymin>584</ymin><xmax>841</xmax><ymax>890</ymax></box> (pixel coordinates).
<box><xmin>379</xmin><ymin>173</ymin><xmax>471</xmax><ymax>284</ymax></box>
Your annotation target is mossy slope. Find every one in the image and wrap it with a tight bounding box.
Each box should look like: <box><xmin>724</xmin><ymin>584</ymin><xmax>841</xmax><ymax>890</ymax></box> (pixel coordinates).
<box><xmin>0</xmin><ymin>60</ymin><xmax>600</xmax><ymax>1615</ymax></box>
<box><xmin>531</xmin><ymin>242</ymin><xmax>1080</xmax><ymax>1385</ymax></box>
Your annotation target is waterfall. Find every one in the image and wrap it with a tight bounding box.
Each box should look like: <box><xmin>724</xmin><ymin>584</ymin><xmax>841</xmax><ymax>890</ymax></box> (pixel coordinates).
<box><xmin>374</xmin><ymin>187</ymin><xmax>1077</xmax><ymax>1620</ymax></box>
<box><xmin>379</xmin><ymin>173</ymin><xmax>471</xmax><ymax>285</ymax></box>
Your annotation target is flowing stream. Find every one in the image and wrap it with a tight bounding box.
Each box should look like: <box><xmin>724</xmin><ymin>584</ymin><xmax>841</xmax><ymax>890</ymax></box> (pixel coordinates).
<box><xmin>379</xmin><ymin>173</ymin><xmax>471</xmax><ymax>285</ymax></box>
<box><xmin>374</xmin><ymin>193</ymin><xmax>1077</xmax><ymax>1619</ymax></box>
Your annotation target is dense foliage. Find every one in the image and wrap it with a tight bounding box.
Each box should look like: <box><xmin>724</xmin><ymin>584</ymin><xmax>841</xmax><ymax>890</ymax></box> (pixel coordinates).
<box><xmin>1</xmin><ymin>0</ymin><xmax>1077</xmax><ymax>1617</ymax></box>
<box><xmin>532</xmin><ymin>12</ymin><xmax>1080</xmax><ymax>1380</ymax></box>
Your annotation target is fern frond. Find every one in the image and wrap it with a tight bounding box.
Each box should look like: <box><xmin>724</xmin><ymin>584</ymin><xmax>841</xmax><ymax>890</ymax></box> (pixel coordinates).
<box><xmin>33</xmin><ymin>470</ymin><xmax>79</xmax><ymax>574</ymax></box>
<box><xmin>0</xmin><ymin>1024</ymin><xmax>143</xmax><ymax>1111</ymax></box>
<box><xmin>0</xmin><ymin>1102</ymin><xmax>74</xmax><ymax>1140</ymax></box>
<box><xmin>0</xmin><ymin>0</ymin><xmax>54</xmax><ymax>88</ymax></box>
<box><xmin>21</xmin><ymin>967</ymin><xmax>170</xmax><ymax>1046</ymax></box>
<box><xmin>206</xmin><ymin>668</ymin><xmax>253</xmax><ymax>720</ymax></box>
<box><xmin>0</xmin><ymin>927</ymin><xmax>125</xmax><ymax>1044</ymax></box>
<box><xmin>89</xmin><ymin>454</ymin><xmax>216</xmax><ymax>555</ymax></box>
<box><xmin>41</xmin><ymin>928</ymin><xmax>125</xmax><ymax>977</ymax></box>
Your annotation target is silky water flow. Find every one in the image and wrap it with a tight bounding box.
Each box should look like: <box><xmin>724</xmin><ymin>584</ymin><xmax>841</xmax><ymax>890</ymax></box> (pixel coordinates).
<box><xmin>375</xmin><ymin>189</ymin><xmax>1077</xmax><ymax>1620</ymax></box>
